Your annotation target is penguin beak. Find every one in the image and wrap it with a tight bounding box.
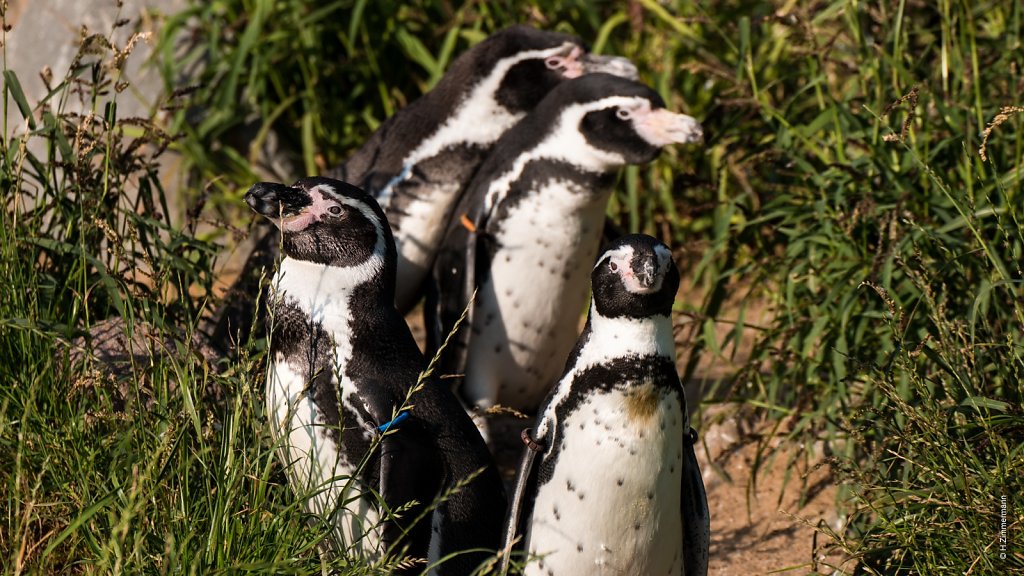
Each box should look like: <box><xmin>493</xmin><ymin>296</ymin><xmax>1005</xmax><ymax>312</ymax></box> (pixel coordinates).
<box><xmin>633</xmin><ymin>256</ymin><xmax>659</xmax><ymax>292</ymax></box>
<box><xmin>245</xmin><ymin>182</ymin><xmax>313</xmax><ymax>219</ymax></box>
<box><xmin>632</xmin><ymin>108</ymin><xmax>703</xmax><ymax>147</ymax></box>
<box><xmin>580</xmin><ymin>53</ymin><xmax>639</xmax><ymax>81</ymax></box>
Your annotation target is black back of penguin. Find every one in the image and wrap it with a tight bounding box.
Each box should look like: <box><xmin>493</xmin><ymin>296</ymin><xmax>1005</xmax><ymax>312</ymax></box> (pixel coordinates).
<box><xmin>246</xmin><ymin>177</ymin><xmax>507</xmax><ymax>573</ymax></box>
<box><xmin>331</xmin><ymin>25</ymin><xmax>592</xmax><ymax>188</ymax></box>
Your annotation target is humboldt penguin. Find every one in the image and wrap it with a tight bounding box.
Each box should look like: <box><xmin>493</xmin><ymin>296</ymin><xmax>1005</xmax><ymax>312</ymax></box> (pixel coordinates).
<box><xmin>245</xmin><ymin>176</ymin><xmax>506</xmax><ymax>574</ymax></box>
<box><xmin>502</xmin><ymin>234</ymin><xmax>710</xmax><ymax>576</ymax></box>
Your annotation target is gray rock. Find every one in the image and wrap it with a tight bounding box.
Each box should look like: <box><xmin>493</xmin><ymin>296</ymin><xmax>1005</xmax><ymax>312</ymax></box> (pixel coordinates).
<box><xmin>65</xmin><ymin>316</ymin><xmax>223</xmax><ymax>414</ymax></box>
<box><xmin>3</xmin><ymin>0</ymin><xmax>186</xmax><ymax>130</ymax></box>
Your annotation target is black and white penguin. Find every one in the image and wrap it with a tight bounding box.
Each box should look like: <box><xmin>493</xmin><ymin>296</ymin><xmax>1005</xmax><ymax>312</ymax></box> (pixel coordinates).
<box><xmin>501</xmin><ymin>234</ymin><xmax>710</xmax><ymax>576</ymax></box>
<box><xmin>327</xmin><ymin>24</ymin><xmax>638</xmax><ymax>313</ymax></box>
<box><xmin>245</xmin><ymin>176</ymin><xmax>506</xmax><ymax>574</ymax></box>
<box><xmin>430</xmin><ymin>73</ymin><xmax>703</xmax><ymax>416</ymax></box>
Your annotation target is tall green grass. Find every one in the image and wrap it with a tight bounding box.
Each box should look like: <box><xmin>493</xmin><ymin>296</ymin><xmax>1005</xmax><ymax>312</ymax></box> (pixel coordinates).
<box><xmin>0</xmin><ymin>14</ymin><xmax>342</xmax><ymax>575</ymax></box>
<box><xmin>4</xmin><ymin>0</ymin><xmax>1023</xmax><ymax>573</ymax></box>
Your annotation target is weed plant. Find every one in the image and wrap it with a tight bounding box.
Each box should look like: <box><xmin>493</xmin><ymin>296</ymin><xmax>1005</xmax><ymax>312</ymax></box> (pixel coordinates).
<box><xmin>0</xmin><ymin>10</ymin><xmax>352</xmax><ymax>575</ymax></box>
<box><xmin>3</xmin><ymin>0</ymin><xmax>1023</xmax><ymax>573</ymax></box>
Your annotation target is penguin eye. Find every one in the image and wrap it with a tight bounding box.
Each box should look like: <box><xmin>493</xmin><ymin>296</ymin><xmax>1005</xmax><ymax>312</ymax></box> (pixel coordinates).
<box><xmin>616</xmin><ymin>108</ymin><xmax>632</xmax><ymax>120</ymax></box>
<box><xmin>609</xmin><ymin>261</ymin><xmax>618</xmax><ymax>272</ymax></box>
<box><xmin>327</xmin><ymin>206</ymin><xmax>343</xmax><ymax>216</ymax></box>
<box><xmin>545</xmin><ymin>57</ymin><xmax>563</xmax><ymax>70</ymax></box>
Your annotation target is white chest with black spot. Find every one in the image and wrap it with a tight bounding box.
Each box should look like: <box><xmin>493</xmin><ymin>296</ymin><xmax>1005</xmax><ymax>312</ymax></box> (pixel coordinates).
<box><xmin>525</xmin><ymin>382</ymin><xmax>685</xmax><ymax>576</ymax></box>
<box><xmin>265</xmin><ymin>258</ymin><xmax>384</xmax><ymax>556</ymax></box>
<box><xmin>463</xmin><ymin>182</ymin><xmax>610</xmax><ymax>410</ymax></box>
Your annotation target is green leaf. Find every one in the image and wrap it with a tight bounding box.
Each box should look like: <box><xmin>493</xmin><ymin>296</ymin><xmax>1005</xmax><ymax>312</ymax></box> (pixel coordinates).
<box><xmin>4</xmin><ymin>70</ymin><xmax>36</xmax><ymax>129</ymax></box>
<box><xmin>957</xmin><ymin>396</ymin><xmax>1011</xmax><ymax>413</ymax></box>
<box><xmin>396</xmin><ymin>28</ymin><xmax>440</xmax><ymax>78</ymax></box>
<box><xmin>43</xmin><ymin>112</ymin><xmax>74</xmax><ymax>162</ymax></box>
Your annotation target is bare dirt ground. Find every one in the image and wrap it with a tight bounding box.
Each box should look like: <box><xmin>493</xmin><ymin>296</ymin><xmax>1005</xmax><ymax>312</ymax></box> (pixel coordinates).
<box><xmin>674</xmin><ymin>278</ymin><xmax>848</xmax><ymax>575</ymax></box>
<box><xmin>696</xmin><ymin>408</ymin><xmax>844</xmax><ymax>575</ymax></box>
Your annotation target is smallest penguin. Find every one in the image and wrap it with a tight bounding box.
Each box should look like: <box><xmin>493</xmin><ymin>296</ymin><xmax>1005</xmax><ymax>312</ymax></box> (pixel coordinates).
<box><xmin>502</xmin><ymin>235</ymin><xmax>710</xmax><ymax>576</ymax></box>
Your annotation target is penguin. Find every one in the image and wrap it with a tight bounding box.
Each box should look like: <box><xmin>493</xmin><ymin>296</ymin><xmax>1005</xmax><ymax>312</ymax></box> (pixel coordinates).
<box><xmin>429</xmin><ymin>73</ymin><xmax>703</xmax><ymax>417</ymax></box>
<box><xmin>500</xmin><ymin>234</ymin><xmax>710</xmax><ymax>576</ymax></box>
<box><xmin>244</xmin><ymin>176</ymin><xmax>506</xmax><ymax>574</ymax></box>
<box><xmin>327</xmin><ymin>24</ymin><xmax>638</xmax><ymax>313</ymax></box>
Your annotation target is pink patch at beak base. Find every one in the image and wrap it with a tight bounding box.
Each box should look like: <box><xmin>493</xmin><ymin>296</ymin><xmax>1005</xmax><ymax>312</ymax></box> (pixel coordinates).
<box><xmin>545</xmin><ymin>46</ymin><xmax>585</xmax><ymax>79</ymax></box>
<box><xmin>279</xmin><ymin>188</ymin><xmax>335</xmax><ymax>233</ymax></box>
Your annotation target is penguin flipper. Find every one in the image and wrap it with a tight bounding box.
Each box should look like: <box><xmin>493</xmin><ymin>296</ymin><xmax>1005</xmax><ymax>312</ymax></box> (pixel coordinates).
<box><xmin>499</xmin><ymin>429</ymin><xmax>543</xmax><ymax>576</ymax></box>
<box><xmin>429</xmin><ymin>197</ymin><xmax>493</xmax><ymax>374</ymax></box>
<box><xmin>378</xmin><ymin>418</ymin><xmax>442</xmax><ymax>568</ymax></box>
<box><xmin>416</xmin><ymin>382</ymin><xmax>508</xmax><ymax>576</ymax></box>
<box><xmin>680</xmin><ymin>428</ymin><xmax>711</xmax><ymax>576</ymax></box>
<box><xmin>428</xmin><ymin>216</ymin><xmax>473</xmax><ymax>366</ymax></box>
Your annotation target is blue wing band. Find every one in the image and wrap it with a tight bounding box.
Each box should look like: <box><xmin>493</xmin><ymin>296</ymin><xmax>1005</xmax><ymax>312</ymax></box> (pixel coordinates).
<box><xmin>376</xmin><ymin>410</ymin><xmax>410</xmax><ymax>433</ymax></box>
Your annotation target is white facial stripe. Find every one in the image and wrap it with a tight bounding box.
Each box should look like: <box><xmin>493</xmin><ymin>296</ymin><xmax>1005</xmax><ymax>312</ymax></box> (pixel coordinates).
<box><xmin>290</xmin><ymin>185</ymin><xmax>389</xmax><ymax>270</ymax></box>
<box><xmin>632</xmin><ymin>107</ymin><xmax>703</xmax><ymax>147</ymax></box>
<box><xmin>617</xmin><ymin>98</ymin><xmax>652</xmax><ymax>118</ymax></box>
<box><xmin>340</xmin><ymin>195</ymin><xmax>390</xmax><ymax>271</ymax></box>
<box><xmin>483</xmin><ymin>96</ymin><xmax>648</xmax><ymax>212</ymax></box>
<box><xmin>335</xmin><ymin>192</ymin><xmax>386</xmax><ymax>244</ymax></box>
<box><xmin>653</xmin><ymin>244</ymin><xmax>673</xmax><ymax>273</ymax></box>
<box><xmin>376</xmin><ymin>43</ymin><xmax>578</xmax><ymax>208</ymax></box>
<box><xmin>594</xmin><ymin>244</ymin><xmax>634</xmax><ymax>270</ymax></box>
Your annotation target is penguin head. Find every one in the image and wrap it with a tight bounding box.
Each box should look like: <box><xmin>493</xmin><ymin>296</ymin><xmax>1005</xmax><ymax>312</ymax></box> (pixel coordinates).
<box><xmin>245</xmin><ymin>176</ymin><xmax>395</xmax><ymax>284</ymax></box>
<box><xmin>458</xmin><ymin>25</ymin><xmax>638</xmax><ymax>114</ymax></box>
<box><xmin>512</xmin><ymin>73</ymin><xmax>702</xmax><ymax>171</ymax></box>
<box><xmin>591</xmin><ymin>234</ymin><xmax>680</xmax><ymax>319</ymax></box>
<box><xmin>575</xmin><ymin>74</ymin><xmax>703</xmax><ymax>165</ymax></box>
